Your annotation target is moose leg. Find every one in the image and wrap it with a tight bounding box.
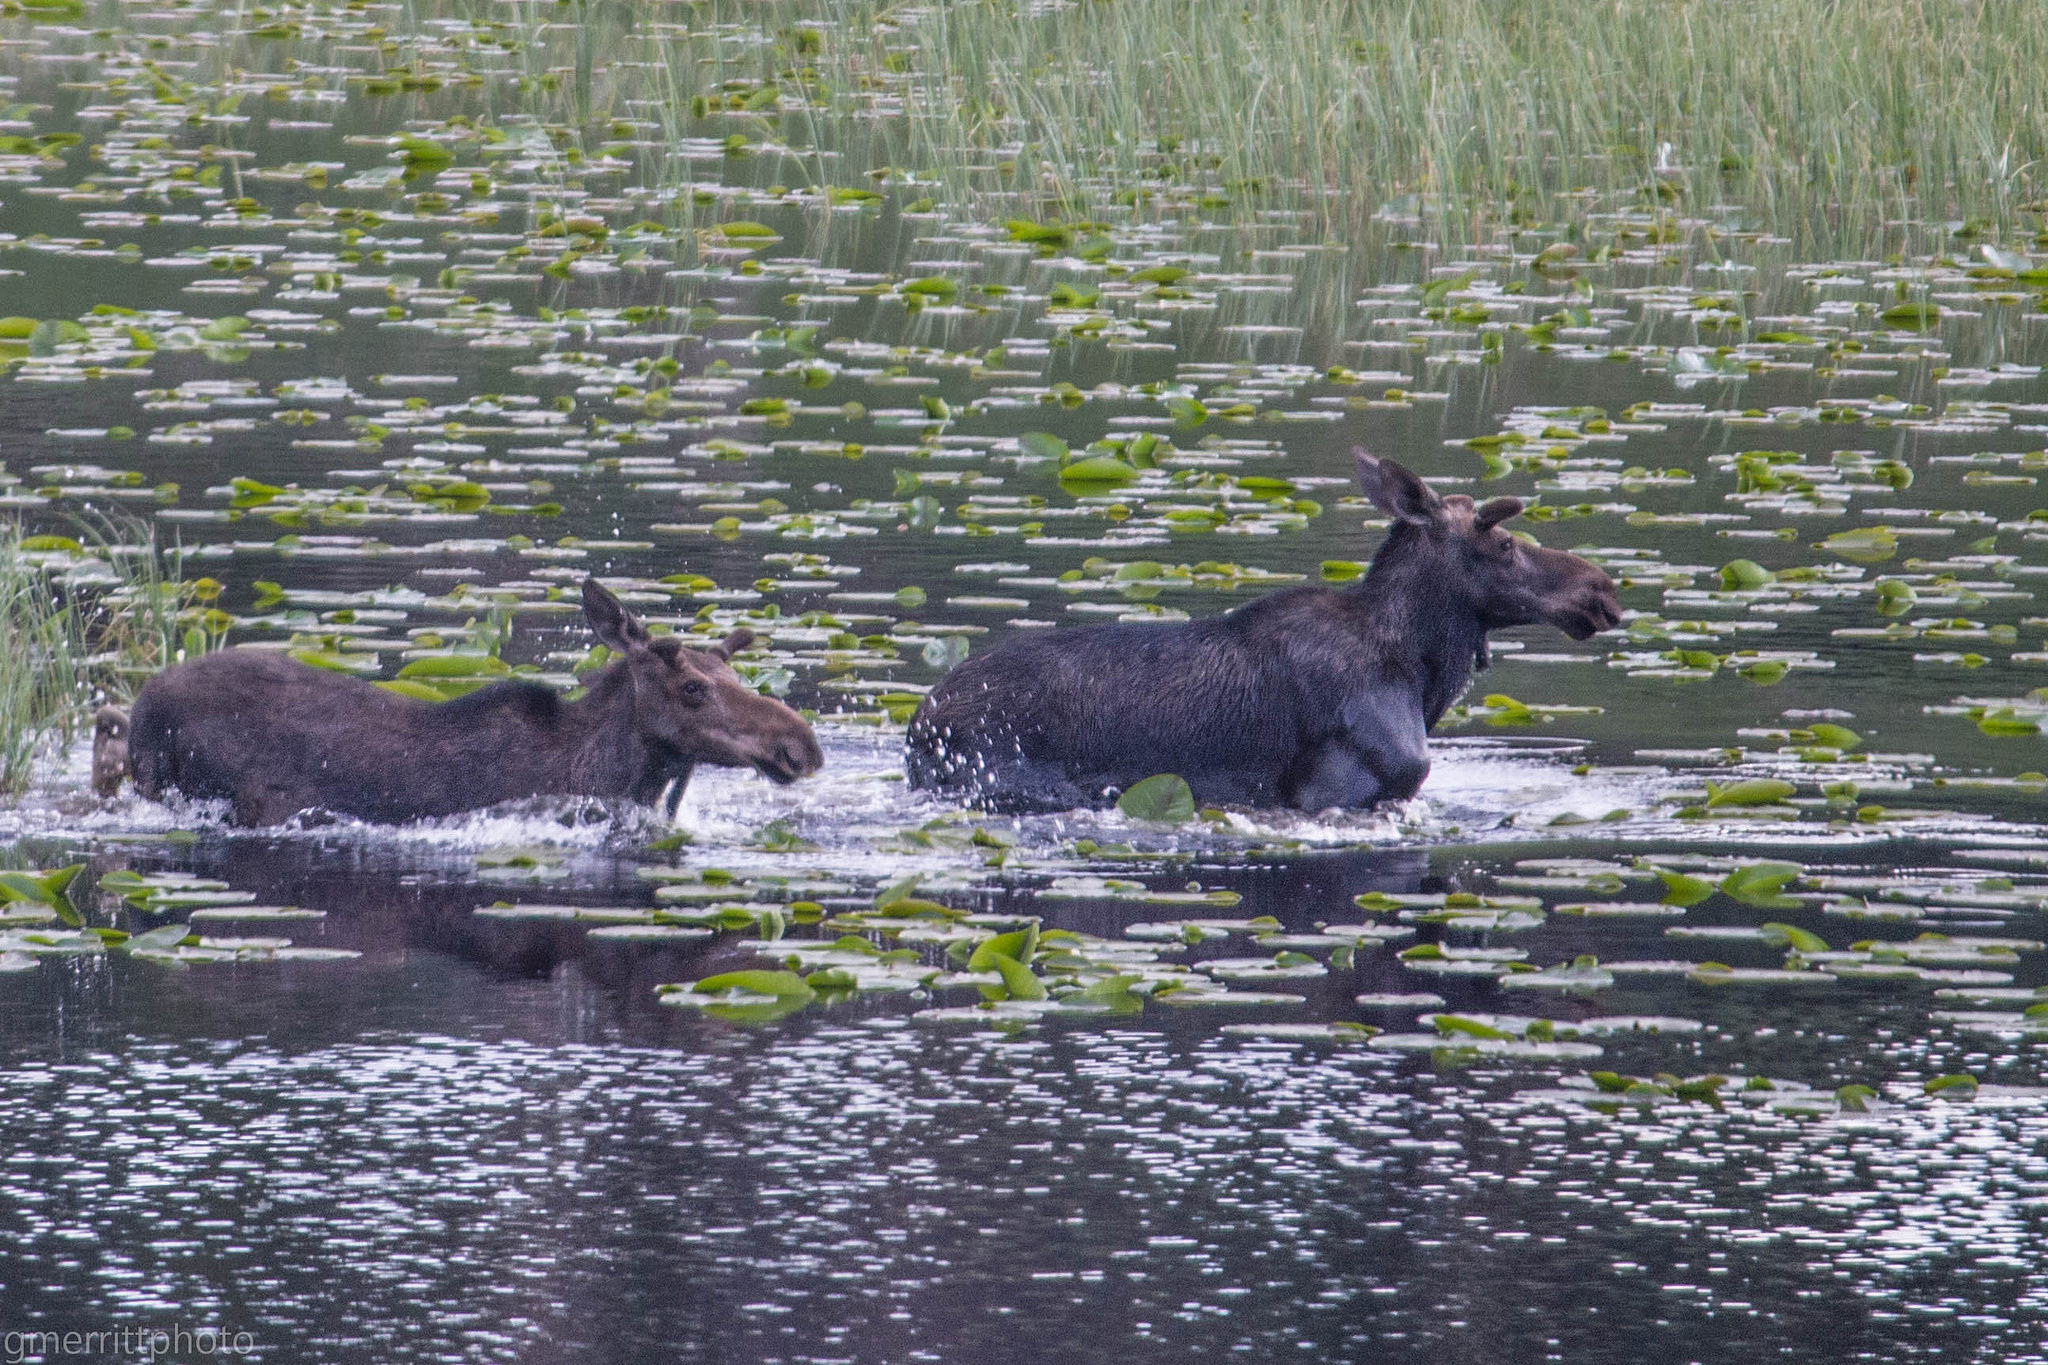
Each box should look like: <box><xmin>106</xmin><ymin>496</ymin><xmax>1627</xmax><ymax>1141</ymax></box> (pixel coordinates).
<box><xmin>91</xmin><ymin>707</ymin><xmax>129</xmax><ymax>798</ymax></box>
<box><xmin>1287</xmin><ymin>743</ymin><xmax>1375</xmax><ymax>811</ymax></box>
<box><xmin>1286</xmin><ymin>741</ymin><xmax>1428</xmax><ymax>811</ymax></box>
<box><xmin>235</xmin><ymin>779</ymin><xmax>307</xmax><ymax>828</ymax></box>
<box><xmin>964</xmin><ymin>756</ymin><xmax>1096</xmax><ymax>814</ymax></box>
<box><xmin>1286</xmin><ymin>693</ymin><xmax>1431</xmax><ymax>811</ymax></box>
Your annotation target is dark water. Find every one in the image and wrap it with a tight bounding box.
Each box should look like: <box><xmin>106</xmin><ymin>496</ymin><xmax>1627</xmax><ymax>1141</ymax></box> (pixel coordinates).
<box><xmin>7</xmin><ymin>857</ymin><xmax>2048</xmax><ymax>1364</ymax></box>
<box><xmin>4</xmin><ymin>864</ymin><xmax>2044</xmax><ymax>1365</ymax></box>
<box><xmin>2</xmin><ymin>6</ymin><xmax>2048</xmax><ymax>1362</ymax></box>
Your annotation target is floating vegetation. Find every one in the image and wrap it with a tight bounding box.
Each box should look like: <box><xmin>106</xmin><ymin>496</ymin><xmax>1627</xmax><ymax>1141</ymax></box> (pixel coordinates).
<box><xmin>0</xmin><ymin>863</ymin><xmax>83</xmax><ymax>924</ymax></box>
<box><xmin>114</xmin><ymin>920</ymin><xmax>360</xmax><ymax>968</ymax></box>
<box><xmin>99</xmin><ymin>869</ymin><xmax>254</xmax><ymax>914</ymax></box>
<box><xmin>0</xmin><ymin>865</ymin><xmax>354</xmax><ymax>973</ymax></box>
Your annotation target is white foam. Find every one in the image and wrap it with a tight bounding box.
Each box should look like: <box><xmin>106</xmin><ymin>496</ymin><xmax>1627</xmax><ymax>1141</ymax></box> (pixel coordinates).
<box><xmin>5</xmin><ymin>722</ymin><xmax>1979</xmax><ymax>860</ymax></box>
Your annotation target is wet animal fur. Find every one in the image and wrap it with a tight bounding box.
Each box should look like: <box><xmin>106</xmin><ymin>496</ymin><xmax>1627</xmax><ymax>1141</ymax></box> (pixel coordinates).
<box><xmin>116</xmin><ymin>579</ymin><xmax>823</xmax><ymax>826</ymax></box>
<box><xmin>906</xmin><ymin>450</ymin><xmax>1621</xmax><ymax>813</ymax></box>
<box><xmin>91</xmin><ymin>707</ymin><xmax>128</xmax><ymax>799</ymax></box>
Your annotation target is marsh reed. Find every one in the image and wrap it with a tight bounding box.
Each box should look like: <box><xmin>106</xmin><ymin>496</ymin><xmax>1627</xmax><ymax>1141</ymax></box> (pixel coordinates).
<box><xmin>451</xmin><ymin>0</ymin><xmax>2048</xmax><ymax>257</ymax></box>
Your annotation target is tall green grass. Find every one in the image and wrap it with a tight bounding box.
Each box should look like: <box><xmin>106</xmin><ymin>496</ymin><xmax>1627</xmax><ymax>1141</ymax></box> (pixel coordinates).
<box><xmin>0</xmin><ymin>526</ymin><xmax>87</xmax><ymax>796</ymax></box>
<box><xmin>0</xmin><ymin>522</ymin><xmax>225</xmax><ymax>797</ymax></box>
<box><xmin>462</xmin><ymin>0</ymin><xmax>2048</xmax><ymax>256</ymax></box>
<box><xmin>75</xmin><ymin>520</ymin><xmax>230</xmax><ymax>705</ymax></box>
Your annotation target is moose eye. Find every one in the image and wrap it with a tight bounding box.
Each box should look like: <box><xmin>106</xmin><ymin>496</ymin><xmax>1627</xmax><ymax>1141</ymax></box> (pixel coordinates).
<box><xmin>681</xmin><ymin>679</ymin><xmax>709</xmax><ymax>704</ymax></box>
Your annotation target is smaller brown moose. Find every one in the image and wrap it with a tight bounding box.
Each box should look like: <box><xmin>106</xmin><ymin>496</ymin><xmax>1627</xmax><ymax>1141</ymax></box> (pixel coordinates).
<box><xmin>94</xmin><ymin>578</ymin><xmax>822</xmax><ymax>826</ymax></box>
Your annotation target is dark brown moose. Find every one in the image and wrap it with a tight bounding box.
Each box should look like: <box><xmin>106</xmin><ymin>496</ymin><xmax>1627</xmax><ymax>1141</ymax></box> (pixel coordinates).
<box><xmin>103</xmin><ymin>578</ymin><xmax>823</xmax><ymax>826</ymax></box>
<box><xmin>906</xmin><ymin>449</ymin><xmax>1621</xmax><ymax>813</ymax></box>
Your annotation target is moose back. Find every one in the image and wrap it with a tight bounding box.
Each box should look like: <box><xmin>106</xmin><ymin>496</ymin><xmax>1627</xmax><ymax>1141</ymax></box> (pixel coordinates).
<box><xmin>906</xmin><ymin>450</ymin><xmax>1620</xmax><ymax>813</ymax></box>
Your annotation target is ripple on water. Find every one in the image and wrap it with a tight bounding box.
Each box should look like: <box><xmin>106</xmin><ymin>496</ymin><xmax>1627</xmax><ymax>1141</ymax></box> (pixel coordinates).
<box><xmin>1</xmin><ymin>1023</ymin><xmax>2045</xmax><ymax>1361</ymax></box>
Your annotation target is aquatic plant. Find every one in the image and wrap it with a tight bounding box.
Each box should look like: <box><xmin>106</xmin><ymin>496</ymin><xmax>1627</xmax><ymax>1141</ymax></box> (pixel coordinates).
<box><xmin>0</xmin><ymin>524</ymin><xmax>89</xmax><ymax>794</ymax></box>
<box><xmin>0</xmin><ymin>520</ymin><xmax>225</xmax><ymax>795</ymax></box>
<box><xmin>72</xmin><ymin>517</ymin><xmax>232</xmax><ymax>703</ymax></box>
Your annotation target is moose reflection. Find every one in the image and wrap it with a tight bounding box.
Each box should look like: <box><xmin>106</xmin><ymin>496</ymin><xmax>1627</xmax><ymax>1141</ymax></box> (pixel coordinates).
<box><xmin>907</xmin><ymin>449</ymin><xmax>1621</xmax><ymax>813</ymax></box>
<box><xmin>104</xmin><ymin>578</ymin><xmax>823</xmax><ymax>826</ymax></box>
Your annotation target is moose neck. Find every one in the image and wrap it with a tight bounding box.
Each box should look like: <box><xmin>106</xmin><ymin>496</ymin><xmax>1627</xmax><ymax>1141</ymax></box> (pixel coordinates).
<box><xmin>1350</xmin><ymin>524</ymin><xmax>1490</xmax><ymax>724</ymax></box>
<box><xmin>557</xmin><ymin>661</ymin><xmax>686</xmax><ymax>801</ymax></box>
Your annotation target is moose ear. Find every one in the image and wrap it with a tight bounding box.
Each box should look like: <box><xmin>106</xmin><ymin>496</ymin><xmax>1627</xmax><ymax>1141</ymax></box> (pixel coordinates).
<box><xmin>582</xmin><ymin>578</ymin><xmax>652</xmax><ymax>654</ymax></box>
<box><xmin>709</xmin><ymin>627</ymin><xmax>754</xmax><ymax>660</ymax></box>
<box><xmin>1474</xmin><ymin>497</ymin><xmax>1524</xmax><ymax>531</ymax></box>
<box><xmin>1353</xmin><ymin>448</ymin><xmax>1441</xmax><ymax>526</ymax></box>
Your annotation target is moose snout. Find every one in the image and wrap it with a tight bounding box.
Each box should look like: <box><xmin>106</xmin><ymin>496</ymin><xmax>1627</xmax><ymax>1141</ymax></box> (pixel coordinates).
<box><xmin>753</xmin><ymin>726</ymin><xmax>825</xmax><ymax>784</ymax></box>
<box><xmin>1561</xmin><ymin>578</ymin><xmax>1624</xmax><ymax>639</ymax></box>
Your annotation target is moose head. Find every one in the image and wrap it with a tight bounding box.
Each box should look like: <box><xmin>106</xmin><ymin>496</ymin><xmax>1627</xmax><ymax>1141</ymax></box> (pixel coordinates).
<box><xmin>1353</xmin><ymin>448</ymin><xmax>1622</xmax><ymax>642</ymax></box>
<box><xmin>581</xmin><ymin>579</ymin><xmax>824</xmax><ymax>784</ymax></box>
